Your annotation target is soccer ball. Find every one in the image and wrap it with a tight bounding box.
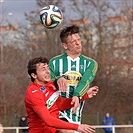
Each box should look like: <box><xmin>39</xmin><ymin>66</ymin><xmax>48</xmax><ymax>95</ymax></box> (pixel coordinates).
<box><xmin>40</xmin><ymin>5</ymin><xmax>63</xmax><ymax>29</ymax></box>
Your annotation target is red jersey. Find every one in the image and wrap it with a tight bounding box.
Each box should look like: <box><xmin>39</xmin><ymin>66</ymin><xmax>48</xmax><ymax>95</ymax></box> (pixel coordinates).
<box><xmin>25</xmin><ymin>81</ymin><xmax>79</xmax><ymax>133</ymax></box>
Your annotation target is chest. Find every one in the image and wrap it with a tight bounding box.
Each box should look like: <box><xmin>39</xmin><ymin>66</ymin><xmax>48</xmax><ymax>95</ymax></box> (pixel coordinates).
<box><xmin>55</xmin><ymin>57</ymin><xmax>91</xmax><ymax>74</ymax></box>
<box><xmin>43</xmin><ymin>87</ymin><xmax>59</xmax><ymax>109</ymax></box>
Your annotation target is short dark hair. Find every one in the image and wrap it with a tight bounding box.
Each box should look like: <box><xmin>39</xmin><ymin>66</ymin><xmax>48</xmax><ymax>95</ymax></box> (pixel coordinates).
<box><xmin>60</xmin><ymin>25</ymin><xmax>80</xmax><ymax>43</ymax></box>
<box><xmin>27</xmin><ymin>57</ymin><xmax>49</xmax><ymax>82</ymax></box>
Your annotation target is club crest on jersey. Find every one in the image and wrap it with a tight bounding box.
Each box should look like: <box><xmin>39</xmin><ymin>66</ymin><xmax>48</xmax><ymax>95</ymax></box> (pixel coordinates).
<box><xmin>80</xmin><ymin>65</ymin><xmax>84</xmax><ymax>69</ymax></box>
<box><xmin>62</xmin><ymin>71</ymin><xmax>82</xmax><ymax>86</ymax></box>
<box><xmin>40</xmin><ymin>87</ymin><xmax>46</xmax><ymax>92</ymax></box>
<box><xmin>71</xmin><ymin>65</ymin><xmax>76</xmax><ymax>68</ymax></box>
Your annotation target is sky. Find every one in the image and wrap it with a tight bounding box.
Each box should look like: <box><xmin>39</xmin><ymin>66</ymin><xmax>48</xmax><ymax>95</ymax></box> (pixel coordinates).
<box><xmin>0</xmin><ymin>0</ymin><xmax>132</xmax><ymax>26</ymax></box>
<box><xmin>0</xmin><ymin>0</ymin><xmax>72</xmax><ymax>26</ymax></box>
<box><xmin>1</xmin><ymin>0</ymin><xmax>38</xmax><ymax>26</ymax></box>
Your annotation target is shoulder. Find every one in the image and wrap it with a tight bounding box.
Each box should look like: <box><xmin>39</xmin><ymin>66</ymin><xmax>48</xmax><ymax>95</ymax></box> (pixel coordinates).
<box><xmin>25</xmin><ymin>84</ymin><xmax>45</xmax><ymax>103</ymax></box>
<box><xmin>110</xmin><ymin>117</ymin><xmax>114</xmax><ymax>120</ymax></box>
<box><xmin>81</xmin><ymin>54</ymin><xmax>98</xmax><ymax>64</ymax></box>
<box><xmin>25</xmin><ymin>83</ymin><xmax>42</xmax><ymax>97</ymax></box>
<box><xmin>27</xmin><ymin>83</ymin><xmax>38</xmax><ymax>91</ymax></box>
<box><xmin>46</xmin><ymin>81</ymin><xmax>57</xmax><ymax>91</ymax></box>
<box><xmin>49</xmin><ymin>53</ymin><xmax>65</xmax><ymax>62</ymax></box>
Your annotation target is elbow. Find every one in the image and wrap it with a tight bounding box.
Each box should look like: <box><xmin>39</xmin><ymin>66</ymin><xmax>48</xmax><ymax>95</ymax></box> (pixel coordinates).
<box><xmin>44</xmin><ymin>117</ymin><xmax>56</xmax><ymax>127</ymax></box>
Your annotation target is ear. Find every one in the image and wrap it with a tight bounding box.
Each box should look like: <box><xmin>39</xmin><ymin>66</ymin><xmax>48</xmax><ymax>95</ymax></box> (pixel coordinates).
<box><xmin>62</xmin><ymin>43</ymin><xmax>67</xmax><ymax>50</ymax></box>
<box><xmin>31</xmin><ymin>73</ymin><xmax>37</xmax><ymax>79</ymax></box>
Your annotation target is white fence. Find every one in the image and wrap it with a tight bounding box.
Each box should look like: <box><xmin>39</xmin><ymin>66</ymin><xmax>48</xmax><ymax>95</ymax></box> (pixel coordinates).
<box><xmin>94</xmin><ymin>125</ymin><xmax>133</xmax><ymax>133</ymax></box>
<box><xmin>2</xmin><ymin>125</ymin><xmax>133</xmax><ymax>133</ymax></box>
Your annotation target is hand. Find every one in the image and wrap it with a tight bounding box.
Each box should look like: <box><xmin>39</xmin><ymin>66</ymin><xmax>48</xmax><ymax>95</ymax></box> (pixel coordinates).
<box><xmin>57</xmin><ymin>77</ymin><xmax>68</xmax><ymax>92</ymax></box>
<box><xmin>87</xmin><ymin>86</ymin><xmax>99</xmax><ymax>98</ymax></box>
<box><xmin>71</xmin><ymin>96</ymin><xmax>80</xmax><ymax>114</ymax></box>
<box><xmin>77</xmin><ymin>124</ymin><xmax>95</xmax><ymax>133</ymax></box>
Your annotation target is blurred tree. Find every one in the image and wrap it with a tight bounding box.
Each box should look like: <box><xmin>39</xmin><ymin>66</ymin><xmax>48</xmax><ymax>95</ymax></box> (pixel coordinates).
<box><xmin>1</xmin><ymin>45</ymin><xmax>29</xmax><ymax>125</ymax></box>
<box><xmin>0</xmin><ymin>0</ymin><xmax>133</xmax><ymax>127</ymax></box>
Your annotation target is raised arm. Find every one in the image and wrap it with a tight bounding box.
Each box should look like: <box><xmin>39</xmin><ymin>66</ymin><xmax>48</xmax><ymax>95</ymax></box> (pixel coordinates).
<box><xmin>73</xmin><ymin>60</ymin><xmax>98</xmax><ymax>97</ymax></box>
<box><xmin>56</xmin><ymin>86</ymin><xmax>99</xmax><ymax>112</ymax></box>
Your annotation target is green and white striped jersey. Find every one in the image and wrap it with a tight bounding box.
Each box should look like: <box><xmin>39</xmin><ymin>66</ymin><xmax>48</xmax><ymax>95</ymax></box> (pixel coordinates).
<box><xmin>49</xmin><ymin>53</ymin><xmax>98</xmax><ymax>122</ymax></box>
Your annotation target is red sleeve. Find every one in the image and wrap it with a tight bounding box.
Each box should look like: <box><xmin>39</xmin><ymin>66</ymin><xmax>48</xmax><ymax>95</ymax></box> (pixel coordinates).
<box><xmin>36</xmin><ymin>106</ymin><xmax>78</xmax><ymax>130</ymax></box>
<box><xmin>56</xmin><ymin>96</ymin><xmax>73</xmax><ymax>111</ymax></box>
<box><xmin>28</xmin><ymin>90</ymin><xmax>46</xmax><ymax>112</ymax></box>
<box><xmin>80</xmin><ymin>93</ymin><xmax>89</xmax><ymax>102</ymax></box>
<box><xmin>56</xmin><ymin>93</ymin><xmax>89</xmax><ymax>111</ymax></box>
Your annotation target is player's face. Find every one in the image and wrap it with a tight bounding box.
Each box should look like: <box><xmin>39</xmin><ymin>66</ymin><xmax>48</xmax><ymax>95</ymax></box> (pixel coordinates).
<box><xmin>35</xmin><ymin>63</ymin><xmax>51</xmax><ymax>84</ymax></box>
<box><xmin>63</xmin><ymin>33</ymin><xmax>82</xmax><ymax>57</ymax></box>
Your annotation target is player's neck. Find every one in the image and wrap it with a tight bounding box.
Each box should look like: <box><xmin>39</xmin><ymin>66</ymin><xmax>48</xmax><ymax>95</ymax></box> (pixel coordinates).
<box><xmin>66</xmin><ymin>53</ymin><xmax>80</xmax><ymax>59</ymax></box>
<box><xmin>34</xmin><ymin>80</ymin><xmax>47</xmax><ymax>86</ymax></box>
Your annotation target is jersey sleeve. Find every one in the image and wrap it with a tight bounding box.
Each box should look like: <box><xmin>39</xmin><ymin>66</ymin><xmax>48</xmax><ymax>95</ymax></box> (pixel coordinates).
<box><xmin>81</xmin><ymin>93</ymin><xmax>89</xmax><ymax>101</ymax></box>
<box><xmin>56</xmin><ymin>93</ymin><xmax>89</xmax><ymax>111</ymax></box>
<box><xmin>26</xmin><ymin>89</ymin><xmax>46</xmax><ymax>112</ymax></box>
<box><xmin>73</xmin><ymin>60</ymin><xmax>98</xmax><ymax>97</ymax></box>
<box><xmin>56</xmin><ymin>96</ymin><xmax>73</xmax><ymax>111</ymax></box>
<box><xmin>49</xmin><ymin>59</ymin><xmax>56</xmax><ymax>79</ymax></box>
<box><xmin>49</xmin><ymin>59</ymin><xmax>63</xmax><ymax>90</ymax></box>
<box><xmin>36</xmin><ymin>106</ymin><xmax>78</xmax><ymax>130</ymax></box>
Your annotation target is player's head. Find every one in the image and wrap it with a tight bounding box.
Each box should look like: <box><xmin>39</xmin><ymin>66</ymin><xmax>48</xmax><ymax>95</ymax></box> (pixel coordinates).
<box><xmin>20</xmin><ymin>116</ymin><xmax>27</xmax><ymax>121</ymax></box>
<box><xmin>60</xmin><ymin>25</ymin><xmax>80</xmax><ymax>43</ymax></box>
<box><xmin>105</xmin><ymin>112</ymin><xmax>110</xmax><ymax>117</ymax></box>
<box><xmin>27</xmin><ymin>57</ymin><xmax>50</xmax><ymax>83</ymax></box>
<box><xmin>60</xmin><ymin>25</ymin><xmax>82</xmax><ymax>57</ymax></box>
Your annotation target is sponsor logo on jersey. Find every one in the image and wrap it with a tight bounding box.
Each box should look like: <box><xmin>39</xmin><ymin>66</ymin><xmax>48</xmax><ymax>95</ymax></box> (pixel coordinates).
<box><xmin>32</xmin><ymin>90</ymin><xmax>38</xmax><ymax>93</ymax></box>
<box><xmin>62</xmin><ymin>71</ymin><xmax>82</xmax><ymax>86</ymax></box>
<box><xmin>46</xmin><ymin>91</ymin><xmax>60</xmax><ymax>109</ymax></box>
<box><xmin>45</xmin><ymin>92</ymin><xmax>49</xmax><ymax>97</ymax></box>
<box><xmin>80</xmin><ymin>65</ymin><xmax>84</xmax><ymax>69</ymax></box>
<box><xmin>40</xmin><ymin>87</ymin><xmax>46</xmax><ymax>92</ymax></box>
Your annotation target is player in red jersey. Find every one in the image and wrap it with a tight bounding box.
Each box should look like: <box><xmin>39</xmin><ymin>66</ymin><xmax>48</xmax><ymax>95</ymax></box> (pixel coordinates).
<box><xmin>25</xmin><ymin>57</ymin><xmax>98</xmax><ymax>133</ymax></box>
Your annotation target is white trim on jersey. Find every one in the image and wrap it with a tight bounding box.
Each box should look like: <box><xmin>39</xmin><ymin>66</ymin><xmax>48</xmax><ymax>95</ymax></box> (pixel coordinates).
<box><xmin>59</xmin><ymin>111</ymin><xmax>81</xmax><ymax>124</ymax></box>
<box><xmin>66</xmin><ymin>85</ymin><xmax>70</xmax><ymax>98</ymax></box>
<box><xmin>67</xmin><ymin>56</ymin><xmax>71</xmax><ymax>71</ymax></box>
<box><xmin>59</xmin><ymin>59</ymin><xmax>63</xmax><ymax>76</ymax></box>
<box><xmin>84</xmin><ymin>60</ymin><xmax>86</xmax><ymax>71</ymax></box>
<box><xmin>76</xmin><ymin>58</ymin><xmax>80</xmax><ymax>72</ymax></box>
<box><xmin>53</xmin><ymin>60</ymin><xmax>55</xmax><ymax>70</ymax></box>
<box><xmin>87</xmin><ymin>61</ymin><xmax>91</xmax><ymax>67</ymax></box>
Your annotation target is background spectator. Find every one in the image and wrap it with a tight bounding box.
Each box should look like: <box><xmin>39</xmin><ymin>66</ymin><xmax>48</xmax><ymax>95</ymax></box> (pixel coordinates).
<box><xmin>102</xmin><ymin>112</ymin><xmax>116</xmax><ymax>133</ymax></box>
<box><xmin>19</xmin><ymin>116</ymin><xmax>28</xmax><ymax>133</ymax></box>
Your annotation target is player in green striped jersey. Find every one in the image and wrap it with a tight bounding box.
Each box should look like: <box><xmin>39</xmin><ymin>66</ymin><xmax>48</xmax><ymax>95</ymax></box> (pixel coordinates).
<box><xmin>49</xmin><ymin>25</ymin><xmax>98</xmax><ymax>133</ymax></box>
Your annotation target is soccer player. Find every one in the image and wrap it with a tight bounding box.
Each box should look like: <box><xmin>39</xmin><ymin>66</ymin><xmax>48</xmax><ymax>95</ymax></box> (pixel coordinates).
<box><xmin>25</xmin><ymin>56</ymin><xmax>98</xmax><ymax>133</ymax></box>
<box><xmin>49</xmin><ymin>25</ymin><xmax>98</xmax><ymax>132</ymax></box>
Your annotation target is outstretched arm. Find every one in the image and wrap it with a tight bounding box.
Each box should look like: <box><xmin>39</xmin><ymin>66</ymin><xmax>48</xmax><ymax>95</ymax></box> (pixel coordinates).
<box><xmin>73</xmin><ymin>60</ymin><xmax>98</xmax><ymax>97</ymax></box>
<box><xmin>70</xmin><ymin>86</ymin><xmax>99</xmax><ymax>113</ymax></box>
<box><xmin>36</xmin><ymin>106</ymin><xmax>95</xmax><ymax>133</ymax></box>
<box><xmin>56</xmin><ymin>86</ymin><xmax>99</xmax><ymax>112</ymax></box>
<box><xmin>36</xmin><ymin>106</ymin><xmax>78</xmax><ymax>130</ymax></box>
<box><xmin>86</xmin><ymin>86</ymin><xmax>99</xmax><ymax>99</ymax></box>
